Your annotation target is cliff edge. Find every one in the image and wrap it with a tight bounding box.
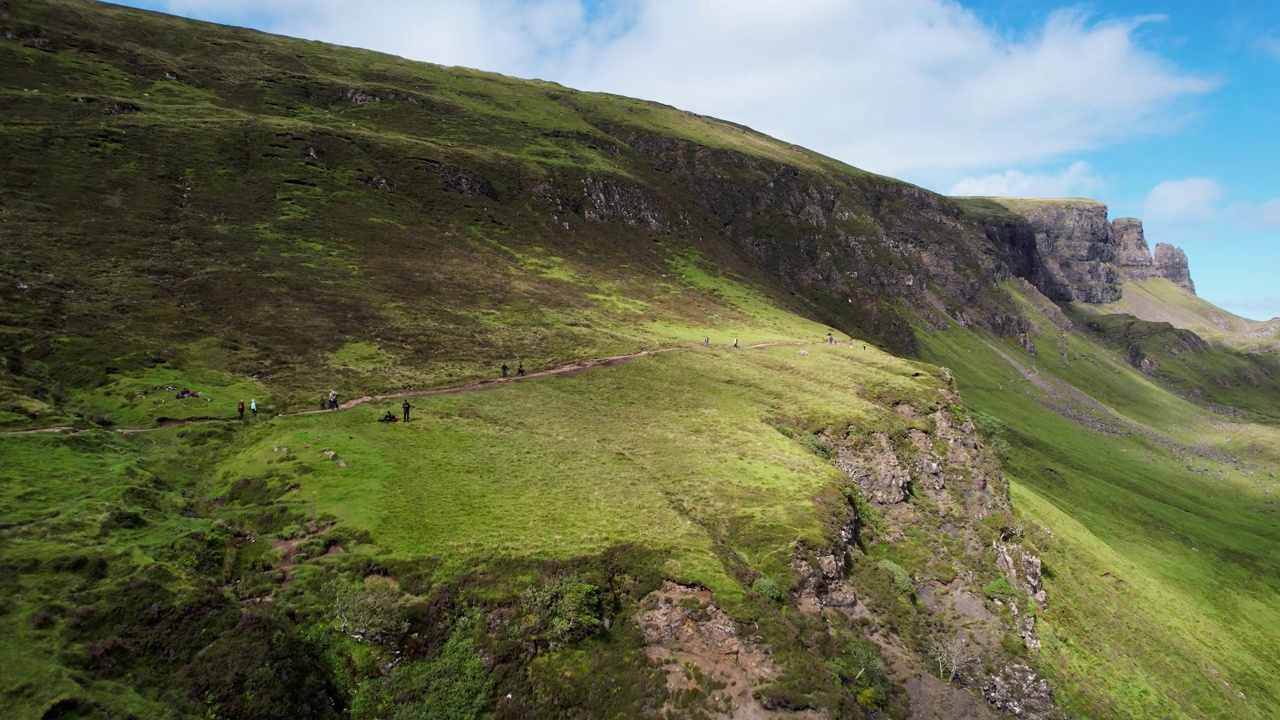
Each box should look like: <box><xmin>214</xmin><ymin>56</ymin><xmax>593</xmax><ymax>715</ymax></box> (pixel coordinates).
<box><xmin>954</xmin><ymin>197</ymin><xmax>1195</xmax><ymax>302</ymax></box>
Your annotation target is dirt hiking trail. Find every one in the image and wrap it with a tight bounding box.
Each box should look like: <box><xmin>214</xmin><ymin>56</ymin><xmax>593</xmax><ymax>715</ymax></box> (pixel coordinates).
<box><xmin>0</xmin><ymin>340</ymin><xmax>827</xmax><ymax>437</ymax></box>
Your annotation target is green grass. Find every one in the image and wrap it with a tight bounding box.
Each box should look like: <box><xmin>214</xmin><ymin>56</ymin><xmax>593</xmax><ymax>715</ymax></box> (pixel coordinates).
<box><xmin>920</xmin><ymin>286</ymin><xmax>1280</xmax><ymax>719</ymax></box>
<box><xmin>0</xmin><ymin>430</ymin><xmax>226</xmax><ymax>718</ymax></box>
<box><xmin>1089</xmin><ymin>278</ymin><xmax>1280</xmax><ymax>350</ymax></box>
<box><xmin>3</xmin><ymin>2</ymin><xmax>1280</xmax><ymax>718</ymax></box>
<box><xmin>214</xmin><ymin>346</ymin><xmax>933</xmax><ymax>598</ymax></box>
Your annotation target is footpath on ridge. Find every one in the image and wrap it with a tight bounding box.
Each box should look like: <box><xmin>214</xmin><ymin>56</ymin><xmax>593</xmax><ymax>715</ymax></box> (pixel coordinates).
<box><xmin>0</xmin><ymin>341</ymin><xmax>822</xmax><ymax>438</ymax></box>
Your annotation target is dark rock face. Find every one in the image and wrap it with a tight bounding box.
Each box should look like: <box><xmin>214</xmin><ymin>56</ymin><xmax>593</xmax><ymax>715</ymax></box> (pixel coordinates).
<box><xmin>972</xmin><ymin>206</ymin><xmax>1196</xmax><ymax>304</ymax></box>
<box><xmin>1112</xmin><ymin>217</ymin><xmax>1157</xmax><ymax>281</ymax></box>
<box><xmin>1017</xmin><ymin>203</ymin><xmax>1120</xmax><ymax>303</ymax></box>
<box><xmin>1154</xmin><ymin>243</ymin><xmax>1195</xmax><ymax>293</ymax></box>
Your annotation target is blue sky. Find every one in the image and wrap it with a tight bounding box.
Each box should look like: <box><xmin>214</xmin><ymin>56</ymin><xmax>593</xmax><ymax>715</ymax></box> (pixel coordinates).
<box><xmin>116</xmin><ymin>0</ymin><xmax>1279</xmax><ymax>320</ymax></box>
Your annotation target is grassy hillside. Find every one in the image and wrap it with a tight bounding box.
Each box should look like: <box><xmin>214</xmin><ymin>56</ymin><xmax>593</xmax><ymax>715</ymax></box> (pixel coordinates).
<box><xmin>2</xmin><ymin>2</ymin><xmax>1280</xmax><ymax>720</ymax></box>
<box><xmin>920</xmin><ymin>284</ymin><xmax>1280</xmax><ymax>719</ymax></box>
<box><xmin>1092</xmin><ymin>278</ymin><xmax>1280</xmax><ymax>350</ymax></box>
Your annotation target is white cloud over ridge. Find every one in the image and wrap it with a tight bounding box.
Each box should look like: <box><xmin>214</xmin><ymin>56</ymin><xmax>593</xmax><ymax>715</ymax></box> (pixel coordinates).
<box><xmin>947</xmin><ymin>161</ymin><xmax>1103</xmax><ymax>198</ymax></box>
<box><xmin>151</xmin><ymin>0</ymin><xmax>1215</xmax><ymax>177</ymax></box>
<box><xmin>1143</xmin><ymin>177</ymin><xmax>1224</xmax><ymax>225</ymax></box>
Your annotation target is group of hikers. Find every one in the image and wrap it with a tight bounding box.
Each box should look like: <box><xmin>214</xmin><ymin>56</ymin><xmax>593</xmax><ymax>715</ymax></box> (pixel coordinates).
<box><xmin>380</xmin><ymin>400</ymin><xmax>412</xmax><ymax>423</ymax></box>
<box><xmin>241</xmin><ymin>332</ymin><xmax>864</xmax><ymax>426</ymax></box>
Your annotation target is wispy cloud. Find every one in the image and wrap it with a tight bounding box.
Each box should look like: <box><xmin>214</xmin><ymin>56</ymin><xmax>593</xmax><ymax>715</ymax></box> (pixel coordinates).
<box><xmin>1257</xmin><ymin>37</ymin><xmax>1280</xmax><ymax>60</ymax></box>
<box><xmin>1229</xmin><ymin>198</ymin><xmax>1280</xmax><ymax>230</ymax></box>
<box><xmin>137</xmin><ymin>0</ymin><xmax>1217</xmax><ymax>177</ymax></box>
<box><xmin>947</xmin><ymin>161</ymin><xmax>1104</xmax><ymax>198</ymax></box>
<box><xmin>1144</xmin><ymin>177</ymin><xmax>1224</xmax><ymax>223</ymax></box>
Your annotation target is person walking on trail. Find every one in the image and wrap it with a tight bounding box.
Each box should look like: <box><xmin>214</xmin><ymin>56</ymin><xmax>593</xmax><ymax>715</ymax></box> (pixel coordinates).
<box><xmin>517</xmin><ymin>362</ymin><xmax>524</xmax><ymax>377</ymax></box>
<box><xmin>402</xmin><ymin>400</ymin><xmax>411</xmax><ymax>423</ymax></box>
<box><xmin>328</xmin><ymin>390</ymin><xmax>338</xmax><ymax>410</ymax></box>
<box><xmin>734</xmin><ymin>337</ymin><xmax>739</xmax><ymax>348</ymax></box>
<box><xmin>704</xmin><ymin>336</ymin><xmax>710</xmax><ymax>347</ymax></box>
<box><xmin>250</xmin><ymin>399</ymin><xmax>257</xmax><ymax>419</ymax></box>
<box><xmin>320</xmin><ymin>395</ymin><xmax>327</xmax><ymax>410</ymax></box>
<box><xmin>502</xmin><ymin>363</ymin><xmax>509</xmax><ymax>378</ymax></box>
<box><xmin>827</xmin><ymin>332</ymin><xmax>834</xmax><ymax>345</ymax></box>
<box><xmin>237</xmin><ymin>400</ymin><xmax>245</xmax><ymax>421</ymax></box>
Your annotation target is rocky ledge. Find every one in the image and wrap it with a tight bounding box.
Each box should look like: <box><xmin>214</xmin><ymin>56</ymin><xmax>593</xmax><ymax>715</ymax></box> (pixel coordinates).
<box><xmin>965</xmin><ymin>198</ymin><xmax>1195</xmax><ymax>303</ymax></box>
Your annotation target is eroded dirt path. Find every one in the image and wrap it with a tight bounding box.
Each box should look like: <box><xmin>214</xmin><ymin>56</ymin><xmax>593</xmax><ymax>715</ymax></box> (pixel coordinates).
<box><xmin>0</xmin><ymin>341</ymin><xmax>817</xmax><ymax>437</ymax></box>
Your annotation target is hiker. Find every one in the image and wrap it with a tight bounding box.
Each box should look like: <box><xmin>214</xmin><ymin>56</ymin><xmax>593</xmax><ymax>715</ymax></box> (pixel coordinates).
<box><xmin>237</xmin><ymin>400</ymin><xmax>245</xmax><ymax>421</ymax></box>
<box><xmin>827</xmin><ymin>332</ymin><xmax>834</xmax><ymax>345</ymax></box>
<box><xmin>320</xmin><ymin>395</ymin><xmax>327</xmax><ymax>410</ymax></box>
<box><xmin>328</xmin><ymin>390</ymin><xmax>338</xmax><ymax>410</ymax></box>
<box><xmin>704</xmin><ymin>337</ymin><xmax>710</xmax><ymax>347</ymax></box>
<box><xmin>402</xmin><ymin>400</ymin><xmax>411</xmax><ymax>423</ymax></box>
<box><xmin>250</xmin><ymin>399</ymin><xmax>257</xmax><ymax>419</ymax></box>
<box><xmin>517</xmin><ymin>362</ymin><xmax>524</xmax><ymax>377</ymax></box>
<box><xmin>734</xmin><ymin>338</ymin><xmax>739</xmax><ymax>348</ymax></box>
<box><xmin>502</xmin><ymin>363</ymin><xmax>509</xmax><ymax>378</ymax></box>
<box><xmin>379</xmin><ymin>410</ymin><xmax>398</xmax><ymax>423</ymax></box>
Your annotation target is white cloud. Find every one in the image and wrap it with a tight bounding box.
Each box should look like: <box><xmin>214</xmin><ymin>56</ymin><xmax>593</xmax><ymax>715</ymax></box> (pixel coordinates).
<box><xmin>946</xmin><ymin>161</ymin><xmax>1103</xmax><ymax>198</ymax></box>
<box><xmin>138</xmin><ymin>0</ymin><xmax>1216</xmax><ymax>177</ymax></box>
<box><xmin>1142</xmin><ymin>177</ymin><xmax>1224</xmax><ymax>225</ymax></box>
<box><xmin>1229</xmin><ymin>198</ymin><xmax>1280</xmax><ymax>229</ymax></box>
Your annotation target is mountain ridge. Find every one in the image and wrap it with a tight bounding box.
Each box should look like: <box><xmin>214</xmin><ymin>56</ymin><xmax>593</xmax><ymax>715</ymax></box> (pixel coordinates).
<box><xmin>2</xmin><ymin>2</ymin><xmax>1279</xmax><ymax>719</ymax></box>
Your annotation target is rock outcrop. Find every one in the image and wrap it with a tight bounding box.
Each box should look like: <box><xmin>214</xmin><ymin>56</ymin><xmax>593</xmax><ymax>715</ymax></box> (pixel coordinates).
<box><xmin>965</xmin><ymin>201</ymin><xmax>1197</xmax><ymax>304</ymax></box>
<box><xmin>1112</xmin><ymin>217</ymin><xmax>1157</xmax><ymax>281</ymax></box>
<box><xmin>1153</xmin><ymin>242</ymin><xmax>1195</xmax><ymax>293</ymax></box>
<box><xmin>1016</xmin><ymin>201</ymin><xmax>1120</xmax><ymax>303</ymax></box>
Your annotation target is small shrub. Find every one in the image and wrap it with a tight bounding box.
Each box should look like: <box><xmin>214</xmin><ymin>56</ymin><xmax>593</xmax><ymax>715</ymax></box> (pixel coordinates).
<box><xmin>826</xmin><ymin>631</ymin><xmax>892</xmax><ymax>711</ymax></box>
<box><xmin>801</xmin><ymin>433</ymin><xmax>833</xmax><ymax>460</ymax></box>
<box><xmin>329</xmin><ymin>576</ymin><xmax>408</xmax><ymax>643</ymax></box>
<box><xmin>369</xmin><ymin>615</ymin><xmax>493</xmax><ymax>720</ymax></box>
<box><xmin>876</xmin><ymin>559</ymin><xmax>914</xmax><ymax>596</ymax></box>
<box><xmin>751</xmin><ymin>577</ymin><xmax>782</xmax><ymax>601</ymax></box>
<box><xmin>516</xmin><ymin>576</ymin><xmax>603</xmax><ymax>650</ymax></box>
<box><xmin>982</xmin><ymin>577</ymin><xmax>1016</xmax><ymax>602</ymax></box>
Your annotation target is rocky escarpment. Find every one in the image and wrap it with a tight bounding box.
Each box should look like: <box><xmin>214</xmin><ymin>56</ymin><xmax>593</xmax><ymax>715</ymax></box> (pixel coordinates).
<box><xmin>1113</xmin><ymin>217</ymin><xmax>1196</xmax><ymax>293</ymax></box>
<box><xmin>1152</xmin><ymin>242</ymin><xmax>1195</xmax><ymax>293</ymax></box>
<box><xmin>962</xmin><ymin>199</ymin><xmax>1196</xmax><ymax>304</ymax></box>
<box><xmin>784</xmin><ymin>392</ymin><xmax>1061</xmax><ymax>720</ymax></box>
<box><xmin>1016</xmin><ymin>201</ymin><xmax>1121</xmax><ymax>303</ymax></box>
<box><xmin>586</xmin><ymin>127</ymin><xmax>1035</xmax><ymax>352</ymax></box>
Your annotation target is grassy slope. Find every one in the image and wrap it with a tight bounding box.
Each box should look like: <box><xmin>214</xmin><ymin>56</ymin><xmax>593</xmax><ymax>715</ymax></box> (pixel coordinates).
<box><xmin>217</xmin><ymin>345</ymin><xmax>936</xmax><ymax>595</ymax></box>
<box><xmin>1</xmin><ymin>0</ymin><xmax>880</xmax><ymax>429</ymax></box>
<box><xmin>1091</xmin><ymin>278</ymin><xmax>1280</xmax><ymax>348</ymax></box>
<box><xmin>2</xmin><ymin>337</ymin><xmax>948</xmax><ymax>719</ymax></box>
<box><xmin>1</xmin><ymin>2</ymin><xmax>1279</xmax><ymax>719</ymax></box>
<box><xmin>5</xmin><ymin>0</ymin><xmax>1025</xmax><ymax>431</ymax></box>
<box><xmin>921</xmin><ymin>284</ymin><xmax>1280</xmax><ymax>719</ymax></box>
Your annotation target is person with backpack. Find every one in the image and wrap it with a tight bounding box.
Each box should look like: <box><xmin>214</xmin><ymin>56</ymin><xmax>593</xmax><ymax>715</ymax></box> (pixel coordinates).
<box><xmin>328</xmin><ymin>390</ymin><xmax>338</xmax><ymax>410</ymax></box>
<box><xmin>237</xmin><ymin>400</ymin><xmax>245</xmax><ymax>421</ymax></box>
<box><xmin>517</xmin><ymin>362</ymin><xmax>524</xmax><ymax>377</ymax></box>
<box><xmin>402</xmin><ymin>400</ymin><xmax>411</xmax><ymax>423</ymax></box>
